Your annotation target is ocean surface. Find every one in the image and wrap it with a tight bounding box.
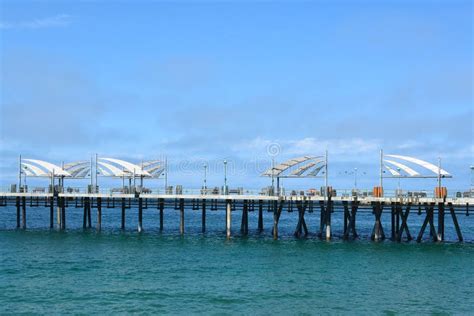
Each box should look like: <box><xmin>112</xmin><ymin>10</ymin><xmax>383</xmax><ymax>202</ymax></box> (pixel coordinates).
<box><xmin>1</xmin><ymin>205</ymin><xmax>473</xmax><ymax>314</ymax></box>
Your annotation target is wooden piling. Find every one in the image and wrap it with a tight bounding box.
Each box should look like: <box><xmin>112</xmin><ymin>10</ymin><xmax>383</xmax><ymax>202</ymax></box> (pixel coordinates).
<box><xmin>138</xmin><ymin>198</ymin><xmax>143</xmax><ymax>233</ymax></box>
<box><xmin>416</xmin><ymin>203</ymin><xmax>437</xmax><ymax>242</ymax></box>
<box><xmin>21</xmin><ymin>196</ymin><xmax>26</xmax><ymax>229</ymax></box>
<box><xmin>83</xmin><ymin>198</ymin><xmax>87</xmax><ymax>229</ymax></box>
<box><xmin>257</xmin><ymin>200</ymin><xmax>263</xmax><ymax>233</ymax></box>
<box><xmin>350</xmin><ymin>199</ymin><xmax>359</xmax><ymax>239</ymax></box>
<box><xmin>120</xmin><ymin>198</ymin><xmax>126</xmax><ymax>230</ymax></box>
<box><xmin>201</xmin><ymin>199</ymin><xmax>206</xmax><ymax>233</ymax></box>
<box><xmin>87</xmin><ymin>198</ymin><xmax>92</xmax><ymax>228</ymax></box>
<box><xmin>294</xmin><ymin>199</ymin><xmax>308</xmax><ymax>238</ymax></box>
<box><xmin>60</xmin><ymin>196</ymin><xmax>66</xmax><ymax>230</ymax></box>
<box><xmin>241</xmin><ymin>200</ymin><xmax>249</xmax><ymax>235</ymax></box>
<box><xmin>448</xmin><ymin>203</ymin><xmax>463</xmax><ymax>242</ymax></box>
<box><xmin>397</xmin><ymin>203</ymin><xmax>412</xmax><ymax>242</ymax></box>
<box><xmin>343</xmin><ymin>201</ymin><xmax>349</xmax><ymax>239</ymax></box>
<box><xmin>179</xmin><ymin>198</ymin><xmax>184</xmax><ymax>235</ymax></box>
<box><xmin>437</xmin><ymin>202</ymin><xmax>445</xmax><ymax>241</ymax></box>
<box><xmin>273</xmin><ymin>200</ymin><xmax>284</xmax><ymax>240</ymax></box>
<box><xmin>326</xmin><ymin>197</ymin><xmax>332</xmax><ymax>240</ymax></box>
<box><xmin>50</xmin><ymin>196</ymin><xmax>54</xmax><ymax>229</ymax></box>
<box><xmin>371</xmin><ymin>202</ymin><xmax>385</xmax><ymax>241</ymax></box>
<box><xmin>318</xmin><ymin>195</ymin><xmax>332</xmax><ymax>239</ymax></box>
<box><xmin>16</xmin><ymin>196</ymin><xmax>20</xmax><ymax>229</ymax></box>
<box><xmin>159</xmin><ymin>198</ymin><xmax>164</xmax><ymax>231</ymax></box>
<box><xmin>226</xmin><ymin>199</ymin><xmax>231</xmax><ymax>239</ymax></box>
<box><xmin>97</xmin><ymin>197</ymin><xmax>102</xmax><ymax>231</ymax></box>
<box><xmin>396</xmin><ymin>203</ymin><xmax>401</xmax><ymax>239</ymax></box>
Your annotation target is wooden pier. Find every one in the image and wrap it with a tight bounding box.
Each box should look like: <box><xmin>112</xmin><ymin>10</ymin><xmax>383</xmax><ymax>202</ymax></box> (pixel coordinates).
<box><xmin>1</xmin><ymin>191</ymin><xmax>471</xmax><ymax>242</ymax></box>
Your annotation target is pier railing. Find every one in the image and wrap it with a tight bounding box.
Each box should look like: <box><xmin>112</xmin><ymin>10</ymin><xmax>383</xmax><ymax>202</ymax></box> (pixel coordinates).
<box><xmin>1</xmin><ymin>185</ymin><xmax>473</xmax><ymax>200</ymax></box>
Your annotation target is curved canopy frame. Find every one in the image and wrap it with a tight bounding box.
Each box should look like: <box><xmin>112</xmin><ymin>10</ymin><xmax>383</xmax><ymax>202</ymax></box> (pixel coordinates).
<box><xmin>262</xmin><ymin>155</ymin><xmax>326</xmax><ymax>178</ymax></box>
<box><xmin>22</xmin><ymin>159</ymin><xmax>70</xmax><ymax>177</ymax></box>
<box><xmin>63</xmin><ymin>161</ymin><xmax>91</xmax><ymax>178</ymax></box>
<box><xmin>21</xmin><ymin>162</ymin><xmax>48</xmax><ymax>177</ymax></box>
<box><xmin>384</xmin><ymin>159</ymin><xmax>420</xmax><ymax>177</ymax></box>
<box><xmin>99</xmin><ymin>158</ymin><xmax>150</xmax><ymax>176</ymax></box>
<box><xmin>383</xmin><ymin>154</ymin><xmax>451</xmax><ymax>178</ymax></box>
<box><xmin>383</xmin><ymin>163</ymin><xmax>401</xmax><ymax>176</ymax></box>
<box><xmin>385</xmin><ymin>154</ymin><xmax>450</xmax><ymax>176</ymax></box>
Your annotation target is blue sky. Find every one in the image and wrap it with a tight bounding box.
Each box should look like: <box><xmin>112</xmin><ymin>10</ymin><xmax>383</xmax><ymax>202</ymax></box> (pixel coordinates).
<box><xmin>0</xmin><ymin>0</ymin><xmax>472</xmax><ymax>190</ymax></box>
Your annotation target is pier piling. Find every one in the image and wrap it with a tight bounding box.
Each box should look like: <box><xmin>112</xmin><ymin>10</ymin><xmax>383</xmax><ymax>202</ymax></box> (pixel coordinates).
<box><xmin>448</xmin><ymin>203</ymin><xmax>463</xmax><ymax>242</ymax></box>
<box><xmin>97</xmin><ymin>197</ymin><xmax>102</xmax><ymax>231</ymax></box>
<box><xmin>397</xmin><ymin>204</ymin><xmax>412</xmax><ymax>242</ymax></box>
<box><xmin>83</xmin><ymin>198</ymin><xmax>87</xmax><ymax>229</ymax></box>
<box><xmin>273</xmin><ymin>200</ymin><xmax>284</xmax><ymax>240</ymax></box>
<box><xmin>159</xmin><ymin>198</ymin><xmax>164</xmax><ymax>231</ymax></box>
<box><xmin>179</xmin><ymin>198</ymin><xmax>184</xmax><ymax>235</ymax></box>
<box><xmin>438</xmin><ymin>202</ymin><xmax>445</xmax><ymax>241</ymax></box>
<box><xmin>201</xmin><ymin>199</ymin><xmax>206</xmax><ymax>233</ymax></box>
<box><xmin>226</xmin><ymin>199</ymin><xmax>231</xmax><ymax>239</ymax></box>
<box><xmin>21</xmin><ymin>196</ymin><xmax>26</xmax><ymax>229</ymax></box>
<box><xmin>371</xmin><ymin>202</ymin><xmax>385</xmax><ymax>241</ymax></box>
<box><xmin>138</xmin><ymin>198</ymin><xmax>143</xmax><ymax>233</ymax></box>
<box><xmin>16</xmin><ymin>196</ymin><xmax>20</xmax><ymax>229</ymax></box>
<box><xmin>416</xmin><ymin>203</ymin><xmax>437</xmax><ymax>242</ymax></box>
<box><xmin>121</xmin><ymin>198</ymin><xmax>126</xmax><ymax>230</ymax></box>
<box><xmin>49</xmin><ymin>196</ymin><xmax>54</xmax><ymax>229</ymax></box>
<box><xmin>241</xmin><ymin>200</ymin><xmax>249</xmax><ymax>235</ymax></box>
<box><xmin>258</xmin><ymin>200</ymin><xmax>263</xmax><ymax>233</ymax></box>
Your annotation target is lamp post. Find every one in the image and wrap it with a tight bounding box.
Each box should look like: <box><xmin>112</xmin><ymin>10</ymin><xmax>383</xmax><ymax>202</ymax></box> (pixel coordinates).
<box><xmin>223</xmin><ymin>159</ymin><xmax>227</xmax><ymax>195</ymax></box>
<box><xmin>470</xmin><ymin>165</ymin><xmax>474</xmax><ymax>191</ymax></box>
<box><xmin>397</xmin><ymin>167</ymin><xmax>401</xmax><ymax>191</ymax></box>
<box><xmin>203</xmin><ymin>163</ymin><xmax>208</xmax><ymax>191</ymax></box>
<box><xmin>271</xmin><ymin>157</ymin><xmax>275</xmax><ymax>196</ymax></box>
<box><xmin>354</xmin><ymin>167</ymin><xmax>358</xmax><ymax>189</ymax></box>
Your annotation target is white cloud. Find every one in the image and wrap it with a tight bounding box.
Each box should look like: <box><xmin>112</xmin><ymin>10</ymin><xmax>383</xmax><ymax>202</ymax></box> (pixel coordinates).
<box><xmin>0</xmin><ymin>14</ymin><xmax>71</xmax><ymax>30</ymax></box>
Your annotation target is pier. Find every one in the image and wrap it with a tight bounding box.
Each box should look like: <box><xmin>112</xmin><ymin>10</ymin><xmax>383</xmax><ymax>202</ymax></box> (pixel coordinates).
<box><xmin>1</xmin><ymin>190</ymin><xmax>471</xmax><ymax>242</ymax></box>
<box><xmin>2</xmin><ymin>153</ymin><xmax>472</xmax><ymax>241</ymax></box>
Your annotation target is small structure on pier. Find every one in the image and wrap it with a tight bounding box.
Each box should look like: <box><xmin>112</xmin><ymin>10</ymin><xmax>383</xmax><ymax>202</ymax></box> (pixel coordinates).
<box><xmin>378</xmin><ymin>152</ymin><xmax>452</xmax><ymax>198</ymax></box>
<box><xmin>18</xmin><ymin>156</ymin><xmax>166</xmax><ymax>194</ymax></box>
<box><xmin>261</xmin><ymin>153</ymin><xmax>328</xmax><ymax>196</ymax></box>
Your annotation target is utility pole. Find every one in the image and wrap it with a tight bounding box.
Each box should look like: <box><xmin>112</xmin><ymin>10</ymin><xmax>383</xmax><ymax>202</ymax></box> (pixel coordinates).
<box><xmin>18</xmin><ymin>154</ymin><xmax>21</xmax><ymax>193</ymax></box>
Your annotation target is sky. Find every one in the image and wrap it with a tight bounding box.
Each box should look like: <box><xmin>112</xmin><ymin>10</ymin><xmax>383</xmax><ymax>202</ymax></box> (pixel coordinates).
<box><xmin>0</xmin><ymin>0</ymin><xmax>472</xmax><ymax>191</ymax></box>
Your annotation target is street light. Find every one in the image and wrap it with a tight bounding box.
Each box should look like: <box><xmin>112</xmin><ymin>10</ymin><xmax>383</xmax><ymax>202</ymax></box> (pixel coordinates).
<box><xmin>223</xmin><ymin>159</ymin><xmax>228</xmax><ymax>195</ymax></box>
<box><xmin>397</xmin><ymin>167</ymin><xmax>401</xmax><ymax>191</ymax></box>
<box><xmin>203</xmin><ymin>163</ymin><xmax>208</xmax><ymax>190</ymax></box>
<box><xmin>470</xmin><ymin>165</ymin><xmax>474</xmax><ymax>190</ymax></box>
<box><xmin>354</xmin><ymin>167</ymin><xmax>358</xmax><ymax>189</ymax></box>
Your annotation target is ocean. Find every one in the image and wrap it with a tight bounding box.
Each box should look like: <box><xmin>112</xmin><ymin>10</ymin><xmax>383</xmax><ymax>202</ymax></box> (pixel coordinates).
<box><xmin>1</xmin><ymin>206</ymin><xmax>473</xmax><ymax>314</ymax></box>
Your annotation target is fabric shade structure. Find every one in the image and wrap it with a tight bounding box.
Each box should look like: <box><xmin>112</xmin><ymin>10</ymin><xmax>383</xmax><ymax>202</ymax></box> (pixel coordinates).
<box><xmin>382</xmin><ymin>154</ymin><xmax>452</xmax><ymax>178</ymax></box>
<box><xmin>63</xmin><ymin>161</ymin><xmax>91</xmax><ymax>178</ymax></box>
<box><xmin>21</xmin><ymin>157</ymin><xmax>165</xmax><ymax>179</ymax></box>
<box><xmin>21</xmin><ymin>159</ymin><xmax>71</xmax><ymax>177</ymax></box>
<box><xmin>97</xmin><ymin>158</ymin><xmax>164</xmax><ymax>178</ymax></box>
<box><xmin>261</xmin><ymin>156</ymin><xmax>326</xmax><ymax>178</ymax></box>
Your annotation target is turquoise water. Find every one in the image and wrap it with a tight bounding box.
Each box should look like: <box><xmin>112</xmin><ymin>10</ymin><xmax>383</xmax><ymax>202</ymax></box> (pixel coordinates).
<box><xmin>1</xmin><ymin>206</ymin><xmax>473</xmax><ymax>314</ymax></box>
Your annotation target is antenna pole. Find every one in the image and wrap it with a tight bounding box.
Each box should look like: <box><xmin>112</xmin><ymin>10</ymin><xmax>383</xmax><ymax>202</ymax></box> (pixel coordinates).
<box><xmin>325</xmin><ymin>150</ymin><xmax>328</xmax><ymax>199</ymax></box>
<box><xmin>18</xmin><ymin>154</ymin><xmax>22</xmax><ymax>193</ymax></box>
<box><xmin>271</xmin><ymin>157</ymin><xmax>275</xmax><ymax>196</ymax></box>
<box><xmin>164</xmin><ymin>156</ymin><xmax>168</xmax><ymax>192</ymax></box>
<box><xmin>95</xmin><ymin>154</ymin><xmax>99</xmax><ymax>193</ymax></box>
<box><xmin>380</xmin><ymin>149</ymin><xmax>383</xmax><ymax>189</ymax></box>
<box><xmin>90</xmin><ymin>155</ymin><xmax>93</xmax><ymax>189</ymax></box>
<box><xmin>438</xmin><ymin>157</ymin><xmax>442</xmax><ymax>189</ymax></box>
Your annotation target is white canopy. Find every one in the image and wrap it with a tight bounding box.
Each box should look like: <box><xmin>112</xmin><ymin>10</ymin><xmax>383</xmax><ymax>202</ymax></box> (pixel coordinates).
<box><xmin>22</xmin><ymin>159</ymin><xmax>71</xmax><ymax>177</ymax></box>
<box><xmin>385</xmin><ymin>154</ymin><xmax>450</xmax><ymax>176</ymax></box>
<box><xmin>262</xmin><ymin>156</ymin><xmax>325</xmax><ymax>177</ymax></box>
